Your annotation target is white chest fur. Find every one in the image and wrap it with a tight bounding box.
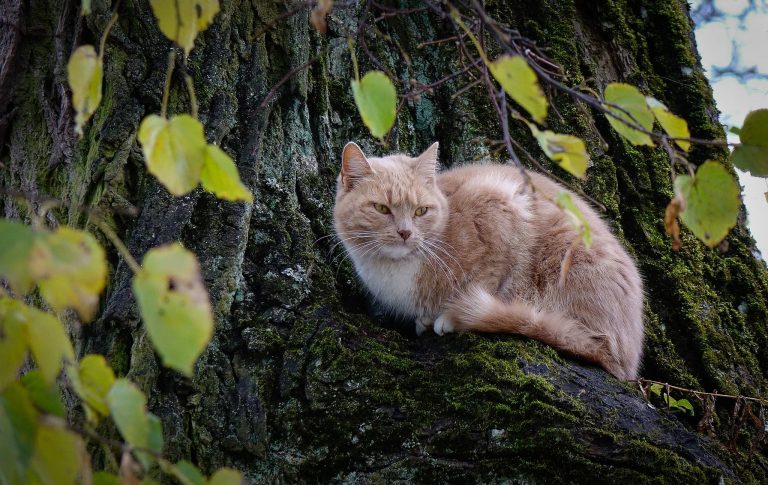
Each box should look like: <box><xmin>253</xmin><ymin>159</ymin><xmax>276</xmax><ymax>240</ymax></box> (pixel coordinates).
<box><xmin>351</xmin><ymin>255</ymin><xmax>422</xmax><ymax>318</ymax></box>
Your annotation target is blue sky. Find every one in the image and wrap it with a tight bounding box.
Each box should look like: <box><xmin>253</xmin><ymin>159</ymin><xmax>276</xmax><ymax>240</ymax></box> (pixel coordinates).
<box><xmin>691</xmin><ymin>0</ymin><xmax>768</xmax><ymax>256</ymax></box>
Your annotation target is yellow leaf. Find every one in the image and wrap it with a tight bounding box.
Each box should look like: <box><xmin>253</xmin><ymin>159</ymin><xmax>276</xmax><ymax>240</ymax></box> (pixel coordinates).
<box><xmin>528</xmin><ymin>125</ymin><xmax>588</xmax><ymax>178</ymax></box>
<box><xmin>24</xmin><ymin>306</ymin><xmax>75</xmax><ymax>385</ymax></box>
<box><xmin>201</xmin><ymin>145</ymin><xmax>253</xmax><ymax>202</ymax></box>
<box><xmin>138</xmin><ymin>114</ymin><xmax>207</xmax><ymax>196</ymax></box>
<box><xmin>603</xmin><ymin>83</ymin><xmax>654</xmax><ymax>146</ymax></box>
<box><xmin>68</xmin><ymin>354</ymin><xmax>116</xmax><ymax>424</ymax></box>
<box><xmin>489</xmin><ymin>55</ymin><xmax>547</xmax><ymax>124</ymax></box>
<box><xmin>30</xmin><ymin>227</ymin><xmax>107</xmax><ymax>321</ymax></box>
<box><xmin>0</xmin><ymin>218</ymin><xmax>38</xmax><ymax>295</ymax></box>
<box><xmin>0</xmin><ymin>298</ymin><xmax>29</xmax><ymax>390</ymax></box>
<box><xmin>209</xmin><ymin>468</ymin><xmax>243</xmax><ymax>485</ymax></box>
<box><xmin>132</xmin><ymin>243</ymin><xmax>213</xmax><ymax>376</ymax></box>
<box><xmin>646</xmin><ymin>97</ymin><xmax>690</xmax><ymax>151</ymax></box>
<box><xmin>149</xmin><ymin>0</ymin><xmax>220</xmax><ymax>55</ymax></box>
<box><xmin>555</xmin><ymin>191</ymin><xmax>592</xmax><ymax>249</ymax></box>
<box><xmin>67</xmin><ymin>45</ymin><xmax>103</xmax><ymax>137</ymax></box>
<box><xmin>27</xmin><ymin>420</ymin><xmax>85</xmax><ymax>485</ymax></box>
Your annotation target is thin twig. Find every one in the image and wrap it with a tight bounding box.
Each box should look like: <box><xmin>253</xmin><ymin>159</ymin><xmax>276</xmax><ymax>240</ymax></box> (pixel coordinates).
<box><xmin>632</xmin><ymin>378</ymin><xmax>768</xmax><ymax>407</ymax></box>
<box><xmin>257</xmin><ymin>57</ymin><xmax>318</xmax><ymax>111</ymax></box>
<box><xmin>160</xmin><ymin>50</ymin><xmax>176</xmax><ymax>118</ymax></box>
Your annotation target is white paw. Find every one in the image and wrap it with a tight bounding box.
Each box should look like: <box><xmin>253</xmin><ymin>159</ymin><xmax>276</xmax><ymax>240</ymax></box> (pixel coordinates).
<box><xmin>433</xmin><ymin>314</ymin><xmax>455</xmax><ymax>336</ymax></box>
<box><xmin>415</xmin><ymin>319</ymin><xmax>427</xmax><ymax>336</ymax></box>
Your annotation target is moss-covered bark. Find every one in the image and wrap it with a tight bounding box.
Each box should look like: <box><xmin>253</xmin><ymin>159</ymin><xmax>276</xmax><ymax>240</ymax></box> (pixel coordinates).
<box><xmin>2</xmin><ymin>0</ymin><xmax>768</xmax><ymax>482</ymax></box>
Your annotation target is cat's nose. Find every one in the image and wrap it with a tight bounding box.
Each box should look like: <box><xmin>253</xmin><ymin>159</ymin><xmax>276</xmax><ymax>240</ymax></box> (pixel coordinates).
<box><xmin>398</xmin><ymin>229</ymin><xmax>412</xmax><ymax>241</ymax></box>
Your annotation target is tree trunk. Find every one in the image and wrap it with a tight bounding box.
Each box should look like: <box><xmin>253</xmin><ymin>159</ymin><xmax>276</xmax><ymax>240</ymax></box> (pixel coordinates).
<box><xmin>3</xmin><ymin>0</ymin><xmax>768</xmax><ymax>482</ymax></box>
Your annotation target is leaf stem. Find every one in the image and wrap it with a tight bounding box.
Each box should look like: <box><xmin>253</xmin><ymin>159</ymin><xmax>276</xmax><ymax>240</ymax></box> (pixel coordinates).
<box><xmin>183</xmin><ymin>71</ymin><xmax>198</xmax><ymax>119</ymax></box>
<box><xmin>92</xmin><ymin>218</ymin><xmax>141</xmax><ymax>274</ymax></box>
<box><xmin>161</xmin><ymin>50</ymin><xmax>177</xmax><ymax>118</ymax></box>
<box><xmin>348</xmin><ymin>37</ymin><xmax>360</xmax><ymax>82</ymax></box>
<box><xmin>99</xmin><ymin>12</ymin><xmax>119</xmax><ymax>59</ymax></box>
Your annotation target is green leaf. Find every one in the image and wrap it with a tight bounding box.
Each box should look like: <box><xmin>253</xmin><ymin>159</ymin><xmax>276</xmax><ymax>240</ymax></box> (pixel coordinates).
<box><xmin>730</xmin><ymin>109</ymin><xmax>768</xmax><ymax>177</ymax></box>
<box><xmin>149</xmin><ymin>0</ymin><xmax>220</xmax><ymax>55</ymax></box>
<box><xmin>528</xmin><ymin>124</ymin><xmax>588</xmax><ymax>178</ymax></box>
<box><xmin>138</xmin><ymin>114</ymin><xmax>207</xmax><ymax>196</ymax></box>
<box><xmin>30</xmin><ymin>227</ymin><xmax>108</xmax><ymax>321</ymax></box>
<box><xmin>555</xmin><ymin>191</ymin><xmax>592</xmax><ymax>249</ymax></box>
<box><xmin>21</xmin><ymin>371</ymin><xmax>65</xmax><ymax>417</ymax></box>
<box><xmin>0</xmin><ymin>220</ymin><xmax>37</xmax><ymax>294</ymax></box>
<box><xmin>674</xmin><ymin>398</ymin><xmax>695</xmax><ymax>415</ymax></box>
<box><xmin>649</xmin><ymin>383</ymin><xmax>663</xmax><ymax>396</ymax></box>
<box><xmin>67</xmin><ymin>45</ymin><xmax>103</xmax><ymax>137</ymax></box>
<box><xmin>201</xmin><ymin>145</ymin><xmax>253</xmax><ymax>202</ymax></box>
<box><xmin>69</xmin><ymin>354</ymin><xmax>116</xmax><ymax>423</ymax></box>
<box><xmin>729</xmin><ymin>125</ymin><xmax>741</xmax><ymax>136</ymax></box>
<box><xmin>107</xmin><ymin>379</ymin><xmax>153</xmax><ymax>469</ymax></box>
<box><xmin>147</xmin><ymin>413</ymin><xmax>164</xmax><ymax>455</ymax></box>
<box><xmin>674</xmin><ymin>161</ymin><xmax>740</xmax><ymax>248</ymax></box>
<box><xmin>351</xmin><ymin>71</ymin><xmax>397</xmax><ymax>139</ymax></box>
<box><xmin>0</xmin><ymin>298</ymin><xmax>29</xmax><ymax>390</ymax></box>
<box><xmin>0</xmin><ymin>382</ymin><xmax>38</xmax><ymax>485</ymax></box>
<box><xmin>81</xmin><ymin>0</ymin><xmax>92</xmax><ymax>15</ymax></box>
<box><xmin>27</xmin><ymin>420</ymin><xmax>84</xmax><ymax>485</ymax></box>
<box><xmin>171</xmin><ymin>460</ymin><xmax>207</xmax><ymax>485</ymax></box>
<box><xmin>209</xmin><ymin>468</ymin><xmax>243</xmax><ymax>485</ymax></box>
<box><xmin>25</xmin><ymin>306</ymin><xmax>75</xmax><ymax>385</ymax></box>
<box><xmin>489</xmin><ymin>55</ymin><xmax>547</xmax><ymax>124</ymax></box>
<box><xmin>93</xmin><ymin>472</ymin><xmax>121</xmax><ymax>485</ymax></box>
<box><xmin>646</xmin><ymin>97</ymin><xmax>690</xmax><ymax>151</ymax></box>
<box><xmin>133</xmin><ymin>243</ymin><xmax>213</xmax><ymax>376</ymax></box>
<box><xmin>603</xmin><ymin>83</ymin><xmax>655</xmax><ymax>146</ymax></box>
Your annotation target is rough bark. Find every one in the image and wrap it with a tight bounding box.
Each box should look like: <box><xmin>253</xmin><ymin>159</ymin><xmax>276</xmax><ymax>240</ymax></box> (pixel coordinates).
<box><xmin>2</xmin><ymin>0</ymin><xmax>768</xmax><ymax>482</ymax></box>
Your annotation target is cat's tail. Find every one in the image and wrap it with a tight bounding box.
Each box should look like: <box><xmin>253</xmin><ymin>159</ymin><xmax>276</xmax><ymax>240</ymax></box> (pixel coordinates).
<box><xmin>435</xmin><ymin>286</ymin><xmax>627</xmax><ymax>379</ymax></box>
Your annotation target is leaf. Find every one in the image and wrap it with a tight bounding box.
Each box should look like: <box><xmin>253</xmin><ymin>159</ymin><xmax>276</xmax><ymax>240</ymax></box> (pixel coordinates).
<box><xmin>0</xmin><ymin>298</ymin><xmax>29</xmax><ymax>390</ymax></box>
<box><xmin>351</xmin><ymin>71</ymin><xmax>397</xmax><ymax>139</ymax></box>
<box><xmin>30</xmin><ymin>227</ymin><xmax>108</xmax><ymax>321</ymax></box>
<box><xmin>67</xmin><ymin>45</ymin><xmax>103</xmax><ymax>137</ymax></box>
<box><xmin>27</xmin><ymin>420</ymin><xmax>85</xmax><ymax>485</ymax></box>
<box><xmin>603</xmin><ymin>83</ymin><xmax>655</xmax><ymax>146</ymax></box>
<box><xmin>730</xmin><ymin>109</ymin><xmax>768</xmax><ymax>177</ymax></box>
<box><xmin>21</xmin><ymin>371</ymin><xmax>66</xmax><ymax>417</ymax></box>
<box><xmin>147</xmin><ymin>413</ymin><xmax>164</xmax><ymax>455</ymax></box>
<box><xmin>0</xmin><ymin>382</ymin><xmax>38</xmax><ymax>485</ymax></box>
<box><xmin>107</xmin><ymin>379</ymin><xmax>153</xmax><ymax>469</ymax></box>
<box><xmin>489</xmin><ymin>55</ymin><xmax>547</xmax><ymax>124</ymax></box>
<box><xmin>170</xmin><ymin>461</ymin><xmax>206</xmax><ymax>485</ymax></box>
<box><xmin>209</xmin><ymin>468</ymin><xmax>243</xmax><ymax>485</ymax></box>
<box><xmin>649</xmin><ymin>383</ymin><xmax>663</xmax><ymax>396</ymax></box>
<box><xmin>675</xmin><ymin>398</ymin><xmax>695</xmax><ymax>415</ymax></box>
<box><xmin>138</xmin><ymin>114</ymin><xmax>207</xmax><ymax>196</ymax></box>
<box><xmin>93</xmin><ymin>471</ymin><xmax>121</xmax><ymax>485</ymax></box>
<box><xmin>200</xmin><ymin>145</ymin><xmax>253</xmax><ymax>202</ymax></box>
<box><xmin>81</xmin><ymin>0</ymin><xmax>92</xmax><ymax>15</ymax></box>
<box><xmin>664</xmin><ymin>195</ymin><xmax>684</xmax><ymax>251</ymax></box>
<box><xmin>0</xmin><ymin>219</ymin><xmax>37</xmax><ymax>294</ymax></box>
<box><xmin>25</xmin><ymin>305</ymin><xmax>75</xmax><ymax>385</ymax></box>
<box><xmin>646</xmin><ymin>97</ymin><xmax>690</xmax><ymax>151</ymax></box>
<box><xmin>310</xmin><ymin>0</ymin><xmax>333</xmax><ymax>33</ymax></box>
<box><xmin>133</xmin><ymin>243</ymin><xmax>213</xmax><ymax>376</ymax></box>
<box><xmin>528</xmin><ymin>124</ymin><xmax>588</xmax><ymax>178</ymax></box>
<box><xmin>674</xmin><ymin>161</ymin><xmax>740</xmax><ymax>248</ymax></box>
<box><xmin>149</xmin><ymin>0</ymin><xmax>220</xmax><ymax>55</ymax></box>
<box><xmin>69</xmin><ymin>354</ymin><xmax>116</xmax><ymax>423</ymax></box>
<box><xmin>555</xmin><ymin>191</ymin><xmax>592</xmax><ymax>249</ymax></box>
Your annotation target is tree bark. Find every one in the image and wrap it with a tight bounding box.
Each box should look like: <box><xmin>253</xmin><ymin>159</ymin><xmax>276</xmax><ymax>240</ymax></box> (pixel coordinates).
<box><xmin>2</xmin><ymin>0</ymin><xmax>768</xmax><ymax>482</ymax></box>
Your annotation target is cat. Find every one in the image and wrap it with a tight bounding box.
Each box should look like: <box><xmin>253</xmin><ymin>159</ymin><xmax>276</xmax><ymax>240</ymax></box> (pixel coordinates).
<box><xmin>333</xmin><ymin>141</ymin><xmax>644</xmax><ymax>380</ymax></box>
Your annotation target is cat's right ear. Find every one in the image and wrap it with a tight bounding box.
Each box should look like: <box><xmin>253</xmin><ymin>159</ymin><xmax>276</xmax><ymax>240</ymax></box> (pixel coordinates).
<box><xmin>341</xmin><ymin>142</ymin><xmax>374</xmax><ymax>190</ymax></box>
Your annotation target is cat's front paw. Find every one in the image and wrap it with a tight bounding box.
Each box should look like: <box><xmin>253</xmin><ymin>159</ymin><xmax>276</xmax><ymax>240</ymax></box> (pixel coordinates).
<box><xmin>415</xmin><ymin>315</ymin><xmax>433</xmax><ymax>336</ymax></box>
<box><xmin>433</xmin><ymin>313</ymin><xmax>456</xmax><ymax>336</ymax></box>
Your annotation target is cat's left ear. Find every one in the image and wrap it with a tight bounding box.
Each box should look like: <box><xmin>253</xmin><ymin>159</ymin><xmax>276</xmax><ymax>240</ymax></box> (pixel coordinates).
<box><xmin>415</xmin><ymin>142</ymin><xmax>439</xmax><ymax>185</ymax></box>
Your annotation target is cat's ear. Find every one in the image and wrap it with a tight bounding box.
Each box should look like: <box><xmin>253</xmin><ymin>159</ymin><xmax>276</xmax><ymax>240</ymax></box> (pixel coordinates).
<box><xmin>341</xmin><ymin>142</ymin><xmax>374</xmax><ymax>190</ymax></box>
<box><xmin>414</xmin><ymin>142</ymin><xmax>439</xmax><ymax>185</ymax></box>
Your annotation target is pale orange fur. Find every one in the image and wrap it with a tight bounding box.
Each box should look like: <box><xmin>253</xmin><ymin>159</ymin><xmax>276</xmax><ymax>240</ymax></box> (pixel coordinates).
<box><xmin>333</xmin><ymin>142</ymin><xmax>644</xmax><ymax>380</ymax></box>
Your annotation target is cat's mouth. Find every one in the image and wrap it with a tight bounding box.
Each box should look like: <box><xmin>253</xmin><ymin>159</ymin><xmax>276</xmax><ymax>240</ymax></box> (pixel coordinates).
<box><xmin>378</xmin><ymin>241</ymin><xmax>417</xmax><ymax>260</ymax></box>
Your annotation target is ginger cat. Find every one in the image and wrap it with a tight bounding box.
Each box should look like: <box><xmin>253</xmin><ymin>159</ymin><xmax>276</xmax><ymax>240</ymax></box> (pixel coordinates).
<box><xmin>333</xmin><ymin>142</ymin><xmax>644</xmax><ymax>380</ymax></box>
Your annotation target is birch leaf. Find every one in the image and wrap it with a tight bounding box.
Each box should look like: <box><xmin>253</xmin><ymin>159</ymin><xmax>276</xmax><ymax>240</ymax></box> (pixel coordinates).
<box><xmin>351</xmin><ymin>71</ymin><xmax>397</xmax><ymax>139</ymax></box>
<box><xmin>67</xmin><ymin>45</ymin><xmax>103</xmax><ymax>137</ymax></box>
<box><xmin>730</xmin><ymin>109</ymin><xmax>768</xmax><ymax>177</ymax></box>
<box><xmin>646</xmin><ymin>97</ymin><xmax>690</xmax><ymax>151</ymax></box>
<box><xmin>201</xmin><ymin>145</ymin><xmax>253</xmax><ymax>202</ymax></box>
<box><xmin>604</xmin><ymin>83</ymin><xmax>654</xmax><ymax>146</ymax></box>
<box><xmin>529</xmin><ymin>125</ymin><xmax>588</xmax><ymax>178</ymax></box>
<box><xmin>149</xmin><ymin>0</ymin><xmax>220</xmax><ymax>55</ymax></box>
<box><xmin>490</xmin><ymin>55</ymin><xmax>547</xmax><ymax>123</ymax></box>
<box><xmin>555</xmin><ymin>191</ymin><xmax>592</xmax><ymax>249</ymax></box>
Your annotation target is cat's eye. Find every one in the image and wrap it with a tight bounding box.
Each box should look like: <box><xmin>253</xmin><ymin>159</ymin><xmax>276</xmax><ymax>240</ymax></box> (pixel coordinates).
<box><xmin>373</xmin><ymin>203</ymin><xmax>391</xmax><ymax>214</ymax></box>
<box><xmin>414</xmin><ymin>207</ymin><xmax>428</xmax><ymax>216</ymax></box>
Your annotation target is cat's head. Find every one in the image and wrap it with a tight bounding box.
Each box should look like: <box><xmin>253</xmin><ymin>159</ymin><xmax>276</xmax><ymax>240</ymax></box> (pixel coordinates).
<box><xmin>333</xmin><ymin>142</ymin><xmax>448</xmax><ymax>261</ymax></box>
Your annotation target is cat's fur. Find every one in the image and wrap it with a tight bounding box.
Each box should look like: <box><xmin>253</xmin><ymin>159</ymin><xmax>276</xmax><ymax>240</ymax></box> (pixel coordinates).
<box><xmin>333</xmin><ymin>142</ymin><xmax>644</xmax><ymax>380</ymax></box>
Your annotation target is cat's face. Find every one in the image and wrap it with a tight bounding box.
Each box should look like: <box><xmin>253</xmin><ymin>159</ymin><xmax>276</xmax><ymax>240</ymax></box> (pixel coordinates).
<box><xmin>333</xmin><ymin>142</ymin><xmax>448</xmax><ymax>261</ymax></box>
